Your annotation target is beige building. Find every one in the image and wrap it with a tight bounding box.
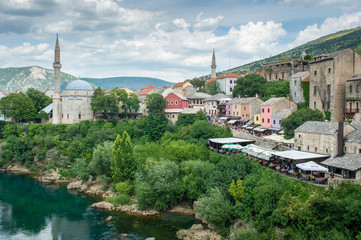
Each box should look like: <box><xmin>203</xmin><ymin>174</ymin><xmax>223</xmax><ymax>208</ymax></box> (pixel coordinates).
<box><xmin>344</xmin><ymin>74</ymin><xmax>361</xmax><ymax>119</ymax></box>
<box><xmin>294</xmin><ymin>121</ymin><xmax>355</xmax><ymax>157</ymax></box>
<box><xmin>309</xmin><ymin>48</ymin><xmax>361</xmax><ymax>122</ymax></box>
<box><xmin>344</xmin><ymin>121</ymin><xmax>361</xmax><ymax>154</ymax></box>
<box><xmin>203</xmin><ymin>93</ymin><xmax>228</xmax><ymax>117</ymax></box>
<box><xmin>262</xmin><ymin>59</ymin><xmax>309</xmax><ymax>81</ymax></box>
<box><xmin>187</xmin><ymin>92</ymin><xmax>211</xmax><ymax>109</ymax></box>
<box><xmin>52</xmin><ymin>35</ymin><xmax>94</xmax><ymax>124</ymax></box>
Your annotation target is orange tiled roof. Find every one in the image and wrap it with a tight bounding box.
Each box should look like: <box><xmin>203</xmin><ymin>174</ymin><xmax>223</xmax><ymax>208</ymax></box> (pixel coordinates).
<box><xmin>135</xmin><ymin>89</ymin><xmax>153</xmax><ymax>95</ymax></box>
<box><xmin>144</xmin><ymin>85</ymin><xmax>156</xmax><ymax>89</ymax></box>
<box><xmin>174</xmin><ymin>81</ymin><xmax>187</xmax><ymax>87</ymax></box>
<box><xmin>205</xmin><ymin>78</ymin><xmax>217</xmax><ymax>84</ymax></box>
<box><xmin>256</xmin><ymin>72</ymin><xmax>263</xmax><ymax>75</ymax></box>
<box><xmin>217</xmin><ymin>73</ymin><xmax>240</xmax><ymax>79</ymax></box>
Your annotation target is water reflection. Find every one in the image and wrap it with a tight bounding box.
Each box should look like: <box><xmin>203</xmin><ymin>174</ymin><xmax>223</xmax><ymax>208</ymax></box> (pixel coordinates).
<box><xmin>0</xmin><ymin>173</ymin><xmax>196</xmax><ymax>240</ymax></box>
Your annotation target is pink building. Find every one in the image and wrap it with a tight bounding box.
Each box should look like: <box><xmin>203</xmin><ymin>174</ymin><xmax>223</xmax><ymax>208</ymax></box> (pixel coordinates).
<box><xmin>261</xmin><ymin>97</ymin><xmax>297</xmax><ymax>128</ymax></box>
<box><xmin>165</xmin><ymin>92</ymin><xmax>188</xmax><ymax>123</ymax></box>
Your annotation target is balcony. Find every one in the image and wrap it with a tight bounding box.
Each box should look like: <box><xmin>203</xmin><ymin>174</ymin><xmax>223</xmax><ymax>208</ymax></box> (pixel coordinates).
<box><xmin>343</xmin><ymin>108</ymin><xmax>359</xmax><ymax>114</ymax></box>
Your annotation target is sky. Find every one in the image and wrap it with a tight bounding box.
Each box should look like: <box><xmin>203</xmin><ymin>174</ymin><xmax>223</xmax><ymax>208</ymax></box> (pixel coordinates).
<box><xmin>1</xmin><ymin>0</ymin><xmax>361</xmax><ymax>83</ymax></box>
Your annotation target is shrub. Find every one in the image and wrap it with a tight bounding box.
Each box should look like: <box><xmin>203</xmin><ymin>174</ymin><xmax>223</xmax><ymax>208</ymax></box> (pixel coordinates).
<box><xmin>106</xmin><ymin>193</ymin><xmax>131</xmax><ymax>206</ymax></box>
<box><xmin>115</xmin><ymin>181</ymin><xmax>134</xmax><ymax>195</ymax></box>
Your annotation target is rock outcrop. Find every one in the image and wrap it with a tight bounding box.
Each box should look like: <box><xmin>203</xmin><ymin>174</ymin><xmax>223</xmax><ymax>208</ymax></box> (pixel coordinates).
<box><xmin>91</xmin><ymin>201</ymin><xmax>114</xmax><ymax>210</ymax></box>
<box><xmin>38</xmin><ymin>169</ymin><xmax>62</xmax><ymax>182</ymax></box>
<box><xmin>177</xmin><ymin>224</ymin><xmax>222</xmax><ymax>240</ymax></box>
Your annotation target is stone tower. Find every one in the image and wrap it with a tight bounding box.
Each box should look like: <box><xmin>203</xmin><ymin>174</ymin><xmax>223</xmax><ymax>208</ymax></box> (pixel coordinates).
<box><xmin>52</xmin><ymin>34</ymin><xmax>62</xmax><ymax>124</ymax></box>
<box><xmin>211</xmin><ymin>49</ymin><xmax>216</xmax><ymax>78</ymax></box>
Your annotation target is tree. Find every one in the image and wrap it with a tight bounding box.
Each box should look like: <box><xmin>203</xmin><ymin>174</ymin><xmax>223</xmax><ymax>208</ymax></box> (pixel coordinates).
<box><xmin>264</xmin><ymin>81</ymin><xmax>290</xmax><ymax>100</ymax></box>
<box><xmin>111</xmin><ymin>131</ymin><xmax>136</xmax><ymax>182</ymax></box>
<box><xmin>26</xmin><ymin>88</ymin><xmax>52</xmax><ymax>112</ymax></box>
<box><xmin>176</xmin><ymin>110</ymin><xmax>207</xmax><ymax>127</ymax></box>
<box><xmin>92</xmin><ymin>87</ymin><xmax>104</xmax><ymax>101</ymax></box>
<box><xmin>189</xmin><ymin>78</ymin><xmax>205</xmax><ymax>89</ymax></box>
<box><xmin>232</xmin><ymin>73</ymin><xmax>267</xmax><ymax>98</ymax></box>
<box><xmin>205</xmin><ymin>81</ymin><xmax>222</xmax><ymax>95</ymax></box>
<box><xmin>280</xmin><ymin>108</ymin><xmax>325</xmax><ymax>139</ymax></box>
<box><xmin>228</xmin><ymin>179</ymin><xmax>245</xmax><ymax>203</ymax></box>
<box><xmin>145</xmin><ymin>93</ymin><xmax>166</xmax><ymax>118</ymax></box>
<box><xmin>88</xmin><ymin>141</ymin><xmax>113</xmax><ymax>177</ymax></box>
<box><xmin>110</xmin><ymin>88</ymin><xmax>140</xmax><ymax>117</ymax></box>
<box><xmin>91</xmin><ymin>94</ymin><xmax>119</xmax><ymax>118</ymax></box>
<box><xmin>0</xmin><ymin>93</ymin><xmax>37</xmax><ymax>122</ymax></box>
<box><xmin>305</xmin><ymin>54</ymin><xmax>312</xmax><ymax>61</ymax></box>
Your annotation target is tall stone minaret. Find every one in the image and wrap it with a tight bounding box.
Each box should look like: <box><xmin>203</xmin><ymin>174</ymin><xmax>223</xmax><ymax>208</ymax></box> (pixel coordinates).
<box><xmin>211</xmin><ymin>49</ymin><xmax>216</xmax><ymax>78</ymax></box>
<box><xmin>52</xmin><ymin>33</ymin><xmax>62</xmax><ymax>124</ymax></box>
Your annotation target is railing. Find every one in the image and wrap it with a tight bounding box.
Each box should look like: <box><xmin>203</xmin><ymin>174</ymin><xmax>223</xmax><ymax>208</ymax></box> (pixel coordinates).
<box><xmin>343</xmin><ymin>108</ymin><xmax>359</xmax><ymax>114</ymax></box>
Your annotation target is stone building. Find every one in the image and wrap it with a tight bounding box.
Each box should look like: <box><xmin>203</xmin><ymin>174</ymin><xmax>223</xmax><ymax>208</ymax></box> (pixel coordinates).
<box><xmin>289</xmin><ymin>71</ymin><xmax>309</xmax><ymax>104</ymax></box>
<box><xmin>344</xmin><ymin>121</ymin><xmax>361</xmax><ymax>154</ymax></box>
<box><xmin>260</xmin><ymin>97</ymin><xmax>297</xmax><ymax>128</ymax></box>
<box><xmin>52</xmin><ymin>35</ymin><xmax>94</xmax><ymax>124</ymax></box>
<box><xmin>309</xmin><ymin>48</ymin><xmax>361</xmax><ymax>122</ymax></box>
<box><xmin>294</xmin><ymin>121</ymin><xmax>355</xmax><ymax>157</ymax></box>
<box><xmin>203</xmin><ymin>93</ymin><xmax>229</xmax><ymax>117</ymax></box>
<box><xmin>262</xmin><ymin>59</ymin><xmax>309</xmax><ymax>81</ymax></box>
<box><xmin>186</xmin><ymin>92</ymin><xmax>211</xmax><ymax>109</ymax></box>
<box><xmin>344</xmin><ymin>74</ymin><xmax>361</xmax><ymax>119</ymax></box>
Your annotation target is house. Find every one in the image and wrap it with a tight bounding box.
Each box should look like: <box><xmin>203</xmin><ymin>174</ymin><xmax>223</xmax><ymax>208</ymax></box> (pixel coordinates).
<box><xmin>226</xmin><ymin>97</ymin><xmax>263</xmax><ymax>121</ymax></box>
<box><xmin>309</xmin><ymin>48</ymin><xmax>361</xmax><ymax>121</ymax></box>
<box><xmin>294</xmin><ymin>121</ymin><xmax>355</xmax><ymax>157</ymax></box>
<box><xmin>290</xmin><ymin>71</ymin><xmax>309</xmax><ymax>104</ymax></box>
<box><xmin>216</xmin><ymin>74</ymin><xmax>240</xmax><ymax>95</ymax></box>
<box><xmin>344</xmin><ymin>121</ymin><xmax>361</xmax><ymax>154</ymax></box>
<box><xmin>186</xmin><ymin>92</ymin><xmax>211</xmax><ymax>109</ymax></box>
<box><xmin>260</xmin><ymin>97</ymin><xmax>297</xmax><ymax>128</ymax></box>
<box><xmin>173</xmin><ymin>82</ymin><xmax>195</xmax><ymax>97</ymax></box>
<box><xmin>203</xmin><ymin>93</ymin><xmax>228</xmax><ymax>117</ymax></box>
<box><xmin>164</xmin><ymin>92</ymin><xmax>188</xmax><ymax>123</ymax></box>
<box><xmin>322</xmin><ymin>154</ymin><xmax>361</xmax><ymax>181</ymax></box>
<box><xmin>344</xmin><ymin>74</ymin><xmax>361</xmax><ymax>119</ymax></box>
<box><xmin>271</xmin><ymin>108</ymin><xmax>295</xmax><ymax>132</ymax></box>
<box><xmin>262</xmin><ymin>58</ymin><xmax>310</xmax><ymax>81</ymax></box>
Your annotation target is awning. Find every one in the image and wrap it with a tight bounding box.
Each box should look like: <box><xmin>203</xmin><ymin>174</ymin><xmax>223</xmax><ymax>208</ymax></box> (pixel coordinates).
<box><xmin>242</xmin><ymin>144</ymin><xmax>277</xmax><ymax>160</ymax></box>
<box><xmin>227</xmin><ymin>119</ymin><xmax>238</xmax><ymax>124</ymax></box>
<box><xmin>238</xmin><ymin>119</ymin><xmax>248</xmax><ymax>122</ymax></box>
<box><xmin>267</xmin><ymin>127</ymin><xmax>282</xmax><ymax>131</ymax></box>
<box><xmin>296</xmin><ymin>161</ymin><xmax>328</xmax><ymax>172</ymax></box>
<box><xmin>220</xmin><ymin>117</ymin><xmax>229</xmax><ymax>120</ymax></box>
<box><xmin>254</xmin><ymin>126</ymin><xmax>266</xmax><ymax>132</ymax></box>
<box><xmin>246</xmin><ymin>124</ymin><xmax>258</xmax><ymax>130</ymax></box>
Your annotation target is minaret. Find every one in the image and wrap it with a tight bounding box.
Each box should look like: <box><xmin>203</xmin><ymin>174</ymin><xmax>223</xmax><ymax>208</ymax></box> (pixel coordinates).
<box><xmin>52</xmin><ymin>33</ymin><xmax>62</xmax><ymax>124</ymax></box>
<box><xmin>211</xmin><ymin>49</ymin><xmax>216</xmax><ymax>78</ymax></box>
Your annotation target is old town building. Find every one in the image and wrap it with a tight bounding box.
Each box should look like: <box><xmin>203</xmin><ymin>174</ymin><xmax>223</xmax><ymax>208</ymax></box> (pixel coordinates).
<box><xmin>262</xmin><ymin>59</ymin><xmax>309</xmax><ymax>81</ymax></box>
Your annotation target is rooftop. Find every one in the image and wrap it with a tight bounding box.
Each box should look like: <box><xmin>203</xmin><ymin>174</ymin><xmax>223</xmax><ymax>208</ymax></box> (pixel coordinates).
<box><xmin>186</xmin><ymin>92</ymin><xmax>212</xmax><ymax>99</ymax></box>
<box><xmin>135</xmin><ymin>89</ymin><xmax>153</xmax><ymax>95</ymax></box>
<box><xmin>204</xmin><ymin>93</ymin><xmax>228</xmax><ymax>101</ymax></box>
<box><xmin>261</xmin><ymin>97</ymin><xmax>285</xmax><ymax>106</ymax></box>
<box><xmin>65</xmin><ymin>80</ymin><xmax>93</xmax><ymax>91</ymax></box>
<box><xmin>321</xmin><ymin>154</ymin><xmax>361</xmax><ymax>171</ymax></box>
<box><xmin>311</xmin><ymin>48</ymin><xmax>350</xmax><ymax>63</ymax></box>
<box><xmin>208</xmin><ymin>137</ymin><xmax>255</xmax><ymax>144</ymax></box>
<box><xmin>291</xmin><ymin>71</ymin><xmax>309</xmax><ymax>78</ymax></box>
<box><xmin>273</xmin><ymin>150</ymin><xmax>329</xmax><ymax>161</ymax></box>
<box><xmin>181</xmin><ymin>108</ymin><xmax>202</xmax><ymax>114</ymax></box>
<box><xmin>273</xmin><ymin>108</ymin><xmax>294</xmax><ymax>118</ymax></box>
<box><xmin>295</xmin><ymin>121</ymin><xmax>345</xmax><ymax>135</ymax></box>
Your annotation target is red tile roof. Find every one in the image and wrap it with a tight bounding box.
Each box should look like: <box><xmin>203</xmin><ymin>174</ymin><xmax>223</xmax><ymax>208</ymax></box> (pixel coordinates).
<box><xmin>174</xmin><ymin>81</ymin><xmax>187</xmax><ymax>87</ymax></box>
<box><xmin>144</xmin><ymin>85</ymin><xmax>156</xmax><ymax>89</ymax></box>
<box><xmin>302</xmin><ymin>76</ymin><xmax>310</xmax><ymax>82</ymax></box>
<box><xmin>205</xmin><ymin>78</ymin><xmax>217</xmax><ymax>84</ymax></box>
<box><xmin>256</xmin><ymin>72</ymin><xmax>263</xmax><ymax>76</ymax></box>
<box><xmin>135</xmin><ymin>89</ymin><xmax>153</xmax><ymax>95</ymax></box>
<box><xmin>217</xmin><ymin>73</ymin><xmax>240</xmax><ymax>79</ymax></box>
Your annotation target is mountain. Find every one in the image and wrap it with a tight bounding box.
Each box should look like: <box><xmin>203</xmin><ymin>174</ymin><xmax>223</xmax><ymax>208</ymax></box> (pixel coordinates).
<box><xmin>203</xmin><ymin>27</ymin><xmax>361</xmax><ymax>78</ymax></box>
<box><xmin>80</xmin><ymin>77</ymin><xmax>173</xmax><ymax>91</ymax></box>
<box><xmin>0</xmin><ymin>66</ymin><xmax>77</xmax><ymax>93</ymax></box>
<box><xmin>0</xmin><ymin>66</ymin><xmax>172</xmax><ymax>93</ymax></box>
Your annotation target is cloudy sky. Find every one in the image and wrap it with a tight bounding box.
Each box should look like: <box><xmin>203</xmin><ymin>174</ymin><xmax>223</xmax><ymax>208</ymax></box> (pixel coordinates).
<box><xmin>1</xmin><ymin>0</ymin><xmax>361</xmax><ymax>82</ymax></box>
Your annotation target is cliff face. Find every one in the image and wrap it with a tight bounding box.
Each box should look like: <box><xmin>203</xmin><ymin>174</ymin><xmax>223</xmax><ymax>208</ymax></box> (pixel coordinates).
<box><xmin>0</xmin><ymin>66</ymin><xmax>77</xmax><ymax>93</ymax></box>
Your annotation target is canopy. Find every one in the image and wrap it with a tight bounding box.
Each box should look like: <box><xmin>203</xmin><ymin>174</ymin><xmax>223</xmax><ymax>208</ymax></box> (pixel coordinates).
<box><xmin>222</xmin><ymin>144</ymin><xmax>244</xmax><ymax>151</ymax></box>
<box><xmin>296</xmin><ymin>161</ymin><xmax>328</xmax><ymax>172</ymax></box>
<box><xmin>227</xmin><ymin>119</ymin><xmax>237</xmax><ymax>124</ymax></box>
<box><xmin>242</xmin><ymin>144</ymin><xmax>276</xmax><ymax>160</ymax></box>
<box><xmin>220</xmin><ymin>117</ymin><xmax>229</xmax><ymax>120</ymax></box>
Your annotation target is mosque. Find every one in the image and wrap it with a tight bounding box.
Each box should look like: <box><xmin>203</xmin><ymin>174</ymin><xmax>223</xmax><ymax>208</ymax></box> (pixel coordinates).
<box><xmin>51</xmin><ymin>35</ymin><xmax>94</xmax><ymax>124</ymax></box>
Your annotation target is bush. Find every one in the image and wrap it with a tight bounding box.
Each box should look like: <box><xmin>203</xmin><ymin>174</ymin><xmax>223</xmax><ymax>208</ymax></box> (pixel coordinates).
<box><xmin>195</xmin><ymin>188</ymin><xmax>233</xmax><ymax>228</ymax></box>
<box><xmin>115</xmin><ymin>181</ymin><xmax>134</xmax><ymax>195</ymax></box>
<box><xmin>231</xmin><ymin>227</ymin><xmax>262</xmax><ymax>240</ymax></box>
<box><xmin>88</xmin><ymin>141</ymin><xmax>113</xmax><ymax>177</ymax></box>
<box><xmin>106</xmin><ymin>193</ymin><xmax>131</xmax><ymax>206</ymax></box>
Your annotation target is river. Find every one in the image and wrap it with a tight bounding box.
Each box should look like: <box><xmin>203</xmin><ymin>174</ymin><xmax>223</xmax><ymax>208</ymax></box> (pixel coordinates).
<box><xmin>0</xmin><ymin>173</ymin><xmax>197</xmax><ymax>240</ymax></box>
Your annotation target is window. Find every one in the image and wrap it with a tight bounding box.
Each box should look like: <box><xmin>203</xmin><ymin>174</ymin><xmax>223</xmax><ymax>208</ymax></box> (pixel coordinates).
<box><xmin>79</xmin><ymin>114</ymin><xmax>81</xmax><ymax>119</ymax></box>
<box><xmin>350</xmin><ymin>85</ymin><xmax>353</xmax><ymax>93</ymax></box>
<box><xmin>298</xmin><ymin>146</ymin><xmax>301</xmax><ymax>151</ymax></box>
<box><xmin>175</xmin><ymin>101</ymin><xmax>178</xmax><ymax>105</ymax></box>
<box><xmin>314</xmin><ymin>102</ymin><xmax>316</xmax><ymax>109</ymax></box>
<box><xmin>267</xmin><ymin>108</ymin><xmax>270</xmax><ymax>113</ymax></box>
<box><xmin>327</xmin><ymin>85</ymin><xmax>331</xmax><ymax>95</ymax></box>
<box><xmin>267</xmin><ymin>119</ymin><xmax>270</xmax><ymax>123</ymax></box>
<box><xmin>262</xmin><ymin>108</ymin><xmax>264</xmax><ymax>113</ymax></box>
<box><xmin>357</xmin><ymin>85</ymin><xmax>360</xmax><ymax>93</ymax></box>
<box><xmin>262</xmin><ymin>118</ymin><xmax>264</xmax><ymax>123</ymax></box>
<box><xmin>307</xmin><ymin>146</ymin><xmax>309</xmax><ymax>150</ymax></box>
<box><xmin>315</xmin><ymin>147</ymin><xmax>317</xmax><ymax>152</ymax></box>
<box><xmin>322</xmin><ymin>101</ymin><xmax>325</xmax><ymax>109</ymax></box>
<box><xmin>256</xmin><ymin>116</ymin><xmax>259</xmax><ymax>121</ymax></box>
<box><xmin>235</xmin><ymin>105</ymin><xmax>237</xmax><ymax>109</ymax></box>
<box><xmin>328</xmin><ymin>68</ymin><xmax>331</xmax><ymax>73</ymax></box>
<box><xmin>242</xmin><ymin>114</ymin><xmax>244</xmax><ymax>117</ymax></box>
<box><xmin>171</xmin><ymin>101</ymin><xmax>174</xmax><ymax>105</ymax></box>
<box><xmin>67</xmin><ymin>114</ymin><xmax>69</xmax><ymax>119</ymax></box>
<box><xmin>273</xmin><ymin>120</ymin><xmax>276</xmax><ymax>124</ymax></box>
<box><xmin>244</xmin><ymin>107</ymin><xmax>246</xmax><ymax>110</ymax></box>
<box><xmin>359</xmin><ymin>149</ymin><xmax>361</xmax><ymax>154</ymax></box>
<box><xmin>230</xmin><ymin>88</ymin><xmax>233</xmax><ymax>92</ymax></box>
<box><xmin>314</xmin><ymin>70</ymin><xmax>317</xmax><ymax>76</ymax></box>
<box><xmin>233</xmin><ymin>112</ymin><xmax>235</xmax><ymax>115</ymax></box>
<box><xmin>298</xmin><ymin>134</ymin><xmax>301</xmax><ymax>138</ymax></box>
<box><xmin>314</xmin><ymin>86</ymin><xmax>317</xmax><ymax>96</ymax></box>
<box><xmin>326</xmin><ymin>149</ymin><xmax>328</xmax><ymax>153</ymax></box>
<box><xmin>237</xmin><ymin>112</ymin><xmax>239</xmax><ymax>115</ymax></box>
<box><xmin>344</xmin><ymin>147</ymin><xmax>347</xmax><ymax>152</ymax></box>
<box><xmin>246</xmin><ymin>114</ymin><xmax>248</xmax><ymax>117</ymax></box>
<box><xmin>167</xmin><ymin>101</ymin><xmax>169</xmax><ymax>105</ymax></box>
<box><xmin>230</xmin><ymin>80</ymin><xmax>232</xmax><ymax>84</ymax></box>
<box><xmin>228</xmin><ymin>111</ymin><xmax>231</xmax><ymax>115</ymax></box>
<box><xmin>172</xmin><ymin>115</ymin><xmax>175</xmax><ymax>118</ymax></box>
<box><xmin>167</xmin><ymin>115</ymin><xmax>170</xmax><ymax>118</ymax></box>
<box><xmin>275</xmin><ymin>74</ymin><xmax>278</xmax><ymax>79</ymax></box>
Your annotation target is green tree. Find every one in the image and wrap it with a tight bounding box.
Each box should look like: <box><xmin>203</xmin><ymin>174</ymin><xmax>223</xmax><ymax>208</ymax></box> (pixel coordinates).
<box><xmin>91</xmin><ymin>94</ymin><xmax>119</xmax><ymax>118</ymax></box>
<box><xmin>0</xmin><ymin>93</ymin><xmax>37</xmax><ymax>122</ymax></box>
<box><xmin>205</xmin><ymin>81</ymin><xmax>222</xmax><ymax>95</ymax></box>
<box><xmin>26</xmin><ymin>88</ymin><xmax>52</xmax><ymax>112</ymax></box>
<box><xmin>264</xmin><ymin>81</ymin><xmax>290</xmax><ymax>100</ymax></box>
<box><xmin>229</xmin><ymin>179</ymin><xmax>245</xmax><ymax>203</ymax></box>
<box><xmin>304</xmin><ymin>54</ymin><xmax>312</xmax><ymax>61</ymax></box>
<box><xmin>145</xmin><ymin>93</ymin><xmax>166</xmax><ymax>118</ymax></box>
<box><xmin>111</xmin><ymin>131</ymin><xmax>136</xmax><ymax>182</ymax></box>
<box><xmin>280</xmin><ymin>108</ymin><xmax>324</xmax><ymax>139</ymax></box>
<box><xmin>88</xmin><ymin>141</ymin><xmax>113</xmax><ymax>177</ymax></box>
<box><xmin>232</xmin><ymin>73</ymin><xmax>267</xmax><ymax>98</ymax></box>
<box><xmin>92</xmin><ymin>87</ymin><xmax>105</xmax><ymax>101</ymax></box>
<box><xmin>189</xmin><ymin>78</ymin><xmax>205</xmax><ymax>89</ymax></box>
<box><xmin>110</xmin><ymin>88</ymin><xmax>140</xmax><ymax>118</ymax></box>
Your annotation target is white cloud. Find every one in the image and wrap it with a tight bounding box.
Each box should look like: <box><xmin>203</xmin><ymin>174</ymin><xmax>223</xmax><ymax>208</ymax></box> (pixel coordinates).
<box><xmin>291</xmin><ymin>11</ymin><xmax>361</xmax><ymax>47</ymax></box>
<box><xmin>193</xmin><ymin>12</ymin><xmax>224</xmax><ymax>32</ymax></box>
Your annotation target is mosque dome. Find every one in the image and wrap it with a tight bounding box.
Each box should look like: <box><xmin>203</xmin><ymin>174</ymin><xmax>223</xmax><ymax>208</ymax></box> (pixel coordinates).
<box><xmin>65</xmin><ymin>80</ymin><xmax>93</xmax><ymax>91</ymax></box>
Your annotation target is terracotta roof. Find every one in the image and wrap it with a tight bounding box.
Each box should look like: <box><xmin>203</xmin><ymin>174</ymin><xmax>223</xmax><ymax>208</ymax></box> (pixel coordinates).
<box><xmin>256</xmin><ymin>72</ymin><xmax>263</xmax><ymax>75</ymax></box>
<box><xmin>144</xmin><ymin>85</ymin><xmax>156</xmax><ymax>89</ymax></box>
<box><xmin>205</xmin><ymin>78</ymin><xmax>217</xmax><ymax>84</ymax></box>
<box><xmin>135</xmin><ymin>89</ymin><xmax>153</xmax><ymax>95</ymax></box>
<box><xmin>302</xmin><ymin>77</ymin><xmax>310</xmax><ymax>82</ymax></box>
<box><xmin>217</xmin><ymin>73</ymin><xmax>240</xmax><ymax>79</ymax></box>
<box><xmin>174</xmin><ymin>82</ymin><xmax>187</xmax><ymax>87</ymax></box>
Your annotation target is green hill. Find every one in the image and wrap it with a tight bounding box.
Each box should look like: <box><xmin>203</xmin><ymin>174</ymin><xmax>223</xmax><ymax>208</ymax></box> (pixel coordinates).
<box><xmin>214</xmin><ymin>26</ymin><xmax>361</xmax><ymax>77</ymax></box>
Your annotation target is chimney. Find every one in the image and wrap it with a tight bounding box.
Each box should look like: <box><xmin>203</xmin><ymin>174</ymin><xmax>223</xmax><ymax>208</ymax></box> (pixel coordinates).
<box><xmin>337</xmin><ymin>121</ymin><xmax>344</xmax><ymax>156</ymax></box>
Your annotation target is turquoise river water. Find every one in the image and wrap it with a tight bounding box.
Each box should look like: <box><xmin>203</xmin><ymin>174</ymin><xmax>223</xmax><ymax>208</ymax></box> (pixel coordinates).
<box><xmin>0</xmin><ymin>173</ymin><xmax>197</xmax><ymax>240</ymax></box>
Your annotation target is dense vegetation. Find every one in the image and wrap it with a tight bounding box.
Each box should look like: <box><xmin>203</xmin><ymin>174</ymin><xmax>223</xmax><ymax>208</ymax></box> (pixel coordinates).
<box><xmin>1</xmin><ymin>109</ymin><xmax>361</xmax><ymax>239</ymax></box>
